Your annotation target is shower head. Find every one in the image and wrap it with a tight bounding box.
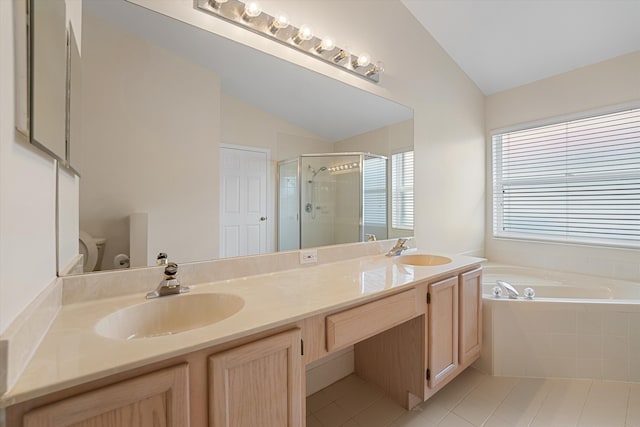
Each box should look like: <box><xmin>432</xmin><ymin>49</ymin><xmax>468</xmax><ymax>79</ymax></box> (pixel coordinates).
<box><xmin>308</xmin><ymin>166</ymin><xmax>328</xmax><ymax>183</ymax></box>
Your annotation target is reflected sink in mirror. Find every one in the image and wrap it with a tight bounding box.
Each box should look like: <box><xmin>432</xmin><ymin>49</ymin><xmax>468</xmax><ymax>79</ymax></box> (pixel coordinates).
<box><xmin>397</xmin><ymin>254</ymin><xmax>452</xmax><ymax>267</ymax></box>
<box><xmin>95</xmin><ymin>293</ymin><xmax>244</xmax><ymax>340</ymax></box>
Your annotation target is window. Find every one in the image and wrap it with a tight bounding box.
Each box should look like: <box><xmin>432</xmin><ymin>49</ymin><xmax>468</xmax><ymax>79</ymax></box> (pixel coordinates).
<box><xmin>492</xmin><ymin>107</ymin><xmax>640</xmax><ymax>248</ymax></box>
<box><xmin>363</xmin><ymin>157</ymin><xmax>387</xmax><ymax>226</ymax></box>
<box><xmin>391</xmin><ymin>150</ymin><xmax>414</xmax><ymax>230</ymax></box>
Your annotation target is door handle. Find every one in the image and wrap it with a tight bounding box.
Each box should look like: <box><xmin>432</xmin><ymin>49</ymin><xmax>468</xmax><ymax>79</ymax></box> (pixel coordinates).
<box><xmin>260</xmin><ymin>217</ymin><xmax>267</xmax><ymax>221</ymax></box>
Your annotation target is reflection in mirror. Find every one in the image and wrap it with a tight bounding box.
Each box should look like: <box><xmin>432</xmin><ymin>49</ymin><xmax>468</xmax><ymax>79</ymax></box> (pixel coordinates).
<box><xmin>67</xmin><ymin>24</ymin><xmax>81</xmax><ymax>171</ymax></box>
<box><xmin>30</xmin><ymin>0</ymin><xmax>67</xmax><ymax>161</ymax></box>
<box><xmin>278</xmin><ymin>153</ymin><xmax>388</xmax><ymax>252</ymax></box>
<box><xmin>68</xmin><ymin>0</ymin><xmax>413</xmax><ymax>275</ymax></box>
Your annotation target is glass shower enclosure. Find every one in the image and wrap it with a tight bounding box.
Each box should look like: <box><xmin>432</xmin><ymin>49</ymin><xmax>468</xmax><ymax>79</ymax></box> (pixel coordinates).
<box><xmin>278</xmin><ymin>153</ymin><xmax>387</xmax><ymax>251</ymax></box>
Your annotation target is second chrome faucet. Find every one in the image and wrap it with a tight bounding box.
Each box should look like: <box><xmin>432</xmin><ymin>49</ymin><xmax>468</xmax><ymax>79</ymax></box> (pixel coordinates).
<box><xmin>146</xmin><ymin>262</ymin><xmax>190</xmax><ymax>299</ymax></box>
<box><xmin>386</xmin><ymin>238</ymin><xmax>410</xmax><ymax>257</ymax></box>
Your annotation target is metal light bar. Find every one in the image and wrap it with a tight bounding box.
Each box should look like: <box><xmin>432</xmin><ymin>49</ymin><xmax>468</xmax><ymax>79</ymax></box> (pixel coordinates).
<box><xmin>327</xmin><ymin>162</ymin><xmax>359</xmax><ymax>173</ymax></box>
<box><xmin>195</xmin><ymin>0</ymin><xmax>382</xmax><ymax>83</ymax></box>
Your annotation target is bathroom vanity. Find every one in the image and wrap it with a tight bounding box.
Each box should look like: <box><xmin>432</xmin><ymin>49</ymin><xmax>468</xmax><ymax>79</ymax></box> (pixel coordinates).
<box><xmin>2</xmin><ymin>253</ymin><xmax>482</xmax><ymax>426</ymax></box>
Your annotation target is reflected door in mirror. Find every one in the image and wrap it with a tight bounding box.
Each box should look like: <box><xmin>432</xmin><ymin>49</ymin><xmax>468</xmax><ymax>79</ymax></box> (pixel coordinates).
<box><xmin>220</xmin><ymin>147</ymin><xmax>268</xmax><ymax>258</ymax></box>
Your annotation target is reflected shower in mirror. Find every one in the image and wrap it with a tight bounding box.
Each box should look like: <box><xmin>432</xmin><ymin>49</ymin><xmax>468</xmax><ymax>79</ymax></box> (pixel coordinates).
<box><xmin>278</xmin><ymin>153</ymin><xmax>388</xmax><ymax>251</ymax></box>
<box><xmin>67</xmin><ymin>0</ymin><xmax>413</xmax><ymax>275</ymax></box>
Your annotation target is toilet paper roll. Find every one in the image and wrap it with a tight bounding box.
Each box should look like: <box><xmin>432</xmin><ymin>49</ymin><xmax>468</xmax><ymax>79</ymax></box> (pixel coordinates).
<box><xmin>114</xmin><ymin>253</ymin><xmax>130</xmax><ymax>269</ymax></box>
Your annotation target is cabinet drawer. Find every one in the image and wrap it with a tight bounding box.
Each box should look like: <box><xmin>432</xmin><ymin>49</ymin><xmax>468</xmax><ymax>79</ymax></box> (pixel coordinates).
<box><xmin>326</xmin><ymin>289</ymin><xmax>418</xmax><ymax>352</ymax></box>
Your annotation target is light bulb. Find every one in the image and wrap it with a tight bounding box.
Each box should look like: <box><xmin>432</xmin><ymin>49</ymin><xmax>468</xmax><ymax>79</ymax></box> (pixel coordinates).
<box><xmin>316</xmin><ymin>37</ymin><xmax>335</xmax><ymax>53</ymax></box>
<box><xmin>353</xmin><ymin>52</ymin><xmax>371</xmax><ymax>68</ymax></box>
<box><xmin>269</xmin><ymin>13</ymin><xmax>289</xmax><ymax>33</ymax></box>
<box><xmin>242</xmin><ymin>2</ymin><xmax>261</xmax><ymax>19</ymax></box>
<box><xmin>293</xmin><ymin>25</ymin><xmax>313</xmax><ymax>44</ymax></box>
<box><xmin>209</xmin><ymin>0</ymin><xmax>228</xmax><ymax>8</ymax></box>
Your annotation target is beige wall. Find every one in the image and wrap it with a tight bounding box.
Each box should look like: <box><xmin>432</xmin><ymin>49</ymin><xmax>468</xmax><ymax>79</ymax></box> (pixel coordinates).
<box><xmin>221</xmin><ymin>94</ymin><xmax>332</xmax><ymax>160</ymax></box>
<box><xmin>485</xmin><ymin>52</ymin><xmax>640</xmax><ymax>280</ymax></box>
<box><xmin>0</xmin><ymin>0</ymin><xmax>58</xmax><ymax>334</ymax></box>
<box><xmin>335</xmin><ymin>119</ymin><xmax>413</xmax><ymax>156</ymax></box>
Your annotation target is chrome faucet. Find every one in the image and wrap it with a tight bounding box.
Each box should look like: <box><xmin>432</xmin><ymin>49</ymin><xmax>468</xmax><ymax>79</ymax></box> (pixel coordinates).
<box><xmin>496</xmin><ymin>280</ymin><xmax>519</xmax><ymax>299</ymax></box>
<box><xmin>146</xmin><ymin>262</ymin><xmax>190</xmax><ymax>299</ymax></box>
<box><xmin>386</xmin><ymin>238</ymin><xmax>409</xmax><ymax>257</ymax></box>
<box><xmin>156</xmin><ymin>252</ymin><xmax>168</xmax><ymax>266</ymax></box>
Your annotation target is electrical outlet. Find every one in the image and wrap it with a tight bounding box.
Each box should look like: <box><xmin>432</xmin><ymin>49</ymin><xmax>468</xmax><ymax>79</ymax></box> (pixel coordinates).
<box><xmin>299</xmin><ymin>249</ymin><xmax>318</xmax><ymax>264</ymax></box>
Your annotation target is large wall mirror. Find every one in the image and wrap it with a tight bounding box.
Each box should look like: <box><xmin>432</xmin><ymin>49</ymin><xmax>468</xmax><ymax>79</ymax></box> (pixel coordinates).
<box><xmin>66</xmin><ymin>0</ymin><xmax>413</xmax><ymax>275</ymax></box>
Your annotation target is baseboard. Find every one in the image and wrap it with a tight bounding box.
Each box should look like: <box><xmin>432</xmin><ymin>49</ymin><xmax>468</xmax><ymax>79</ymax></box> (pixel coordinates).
<box><xmin>59</xmin><ymin>254</ymin><xmax>84</xmax><ymax>276</ymax></box>
<box><xmin>305</xmin><ymin>346</ymin><xmax>354</xmax><ymax>396</ymax></box>
<box><xmin>0</xmin><ymin>278</ymin><xmax>62</xmax><ymax>394</ymax></box>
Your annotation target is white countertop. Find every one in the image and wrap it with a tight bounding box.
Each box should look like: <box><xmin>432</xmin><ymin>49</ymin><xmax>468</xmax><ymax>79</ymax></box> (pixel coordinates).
<box><xmin>0</xmin><ymin>252</ymin><xmax>483</xmax><ymax>407</ymax></box>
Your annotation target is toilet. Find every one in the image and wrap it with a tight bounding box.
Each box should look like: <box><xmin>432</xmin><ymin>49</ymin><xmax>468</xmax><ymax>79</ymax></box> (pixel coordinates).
<box><xmin>79</xmin><ymin>230</ymin><xmax>107</xmax><ymax>272</ymax></box>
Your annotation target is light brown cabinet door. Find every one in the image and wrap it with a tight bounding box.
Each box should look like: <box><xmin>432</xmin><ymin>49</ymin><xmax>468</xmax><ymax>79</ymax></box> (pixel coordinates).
<box><xmin>208</xmin><ymin>329</ymin><xmax>303</xmax><ymax>427</ymax></box>
<box><xmin>427</xmin><ymin>276</ymin><xmax>459</xmax><ymax>389</ymax></box>
<box><xmin>459</xmin><ymin>268</ymin><xmax>483</xmax><ymax>366</ymax></box>
<box><xmin>23</xmin><ymin>364</ymin><xmax>189</xmax><ymax>427</ymax></box>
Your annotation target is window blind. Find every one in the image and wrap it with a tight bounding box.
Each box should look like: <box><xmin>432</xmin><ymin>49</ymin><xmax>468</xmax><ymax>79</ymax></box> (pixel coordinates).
<box><xmin>363</xmin><ymin>157</ymin><xmax>387</xmax><ymax>226</ymax></box>
<box><xmin>392</xmin><ymin>150</ymin><xmax>414</xmax><ymax>230</ymax></box>
<box><xmin>492</xmin><ymin>107</ymin><xmax>640</xmax><ymax>247</ymax></box>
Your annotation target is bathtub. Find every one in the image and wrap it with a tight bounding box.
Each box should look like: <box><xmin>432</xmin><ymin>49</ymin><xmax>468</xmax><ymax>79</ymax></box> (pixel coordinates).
<box><xmin>476</xmin><ymin>263</ymin><xmax>640</xmax><ymax>382</ymax></box>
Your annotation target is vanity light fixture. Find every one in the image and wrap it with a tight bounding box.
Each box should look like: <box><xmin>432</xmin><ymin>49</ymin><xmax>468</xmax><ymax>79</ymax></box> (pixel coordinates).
<box><xmin>352</xmin><ymin>53</ymin><xmax>371</xmax><ymax>69</ymax></box>
<box><xmin>315</xmin><ymin>37</ymin><xmax>335</xmax><ymax>53</ymax></box>
<box><xmin>208</xmin><ymin>0</ymin><xmax>228</xmax><ymax>9</ymax></box>
<box><xmin>268</xmin><ymin>13</ymin><xmax>289</xmax><ymax>34</ymax></box>
<box><xmin>366</xmin><ymin>62</ymin><xmax>384</xmax><ymax>77</ymax></box>
<box><xmin>196</xmin><ymin>0</ymin><xmax>382</xmax><ymax>83</ymax></box>
<box><xmin>241</xmin><ymin>2</ymin><xmax>261</xmax><ymax>21</ymax></box>
<box><xmin>327</xmin><ymin>162</ymin><xmax>359</xmax><ymax>173</ymax></box>
<box><xmin>332</xmin><ymin>49</ymin><xmax>348</xmax><ymax>63</ymax></box>
<box><xmin>292</xmin><ymin>25</ymin><xmax>313</xmax><ymax>45</ymax></box>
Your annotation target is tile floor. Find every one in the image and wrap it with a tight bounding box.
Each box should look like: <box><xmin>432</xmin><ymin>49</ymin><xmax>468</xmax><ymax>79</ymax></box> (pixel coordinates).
<box><xmin>306</xmin><ymin>368</ymin><xmax>640</xmax><ymax>427</ymax></box>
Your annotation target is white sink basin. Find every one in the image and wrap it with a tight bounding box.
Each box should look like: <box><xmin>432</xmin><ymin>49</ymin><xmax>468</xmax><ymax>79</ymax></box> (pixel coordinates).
<box><xmin>398</xmin><ymin>254</ymin><xmax>452</xmax><ymax>267</ymax></box>
<box><xmin>95</xmin><ymin>293</ymin><xmax>244</xmax><ymax>340</ymax></box>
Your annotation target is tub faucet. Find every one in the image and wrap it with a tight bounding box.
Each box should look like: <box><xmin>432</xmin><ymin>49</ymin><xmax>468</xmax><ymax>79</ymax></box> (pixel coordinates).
<box><xmin>386</xmin><ymin>238</ymin><xmax>409</xmax><ymax>257</ymax></box>
<box><xmin>146</xmin><ymin>262</ymin><xmax>190</xmax><ymax>299</ymax></box>
<box><xmin>496</xmin><ymin>280</ymin><xmax>519</xmax><ymax>299</ymax></box>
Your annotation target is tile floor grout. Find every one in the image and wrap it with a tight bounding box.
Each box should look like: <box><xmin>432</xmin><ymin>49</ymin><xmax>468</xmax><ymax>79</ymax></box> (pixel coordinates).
<box><xmin>307</xmin><ymin>368</ymin><xmax>640</xmax><ymax>427</ymax></box>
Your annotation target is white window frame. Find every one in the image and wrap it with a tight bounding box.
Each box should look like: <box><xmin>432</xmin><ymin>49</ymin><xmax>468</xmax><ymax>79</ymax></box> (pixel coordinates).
<box><xmin>491</xmin><ymin>103</ymin><xmax>640</xmax><ymax>249</ymax></box>
<box><xmin>391</xmin><ymin>149</ymin><xmax>414</xmax><ymax>231</ymax></box>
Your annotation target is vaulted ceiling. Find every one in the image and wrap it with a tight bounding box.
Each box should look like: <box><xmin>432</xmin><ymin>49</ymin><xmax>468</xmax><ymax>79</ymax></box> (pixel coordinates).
<box><xmin>402</xmin><ymin>0</ymin><xmax>640</xmax><ymax>94</ymax></box>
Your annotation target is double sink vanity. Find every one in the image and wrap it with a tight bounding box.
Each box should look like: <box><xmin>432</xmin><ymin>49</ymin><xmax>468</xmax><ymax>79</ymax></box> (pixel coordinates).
<box><xmin>2</xmin><ymin>247</ymin><xmax>483</xmax><ymax>426</ymax></box>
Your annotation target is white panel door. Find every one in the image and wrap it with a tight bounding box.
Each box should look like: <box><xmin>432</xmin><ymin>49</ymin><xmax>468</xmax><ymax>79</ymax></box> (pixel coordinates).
<box><xmin>220</xmin><ymin>147</ymin><xmax>268</xmax><ymax>258</ymax></box>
